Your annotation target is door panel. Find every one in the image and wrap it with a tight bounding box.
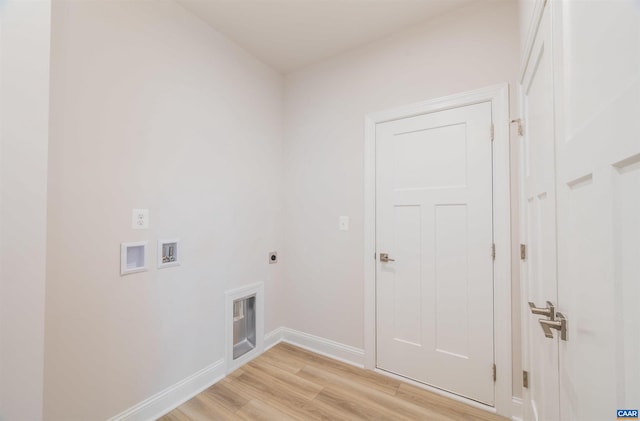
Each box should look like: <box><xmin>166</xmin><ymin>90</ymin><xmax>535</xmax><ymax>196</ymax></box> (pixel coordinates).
<box><xmin>392</xmin><ymin>124</ymin><xmax>468</xmax><ymax>189</ymax></box>
<box><xmin>555</xmin><ymin>1</ymin><xmax>640</xmax><ymax>420</ymax></box>
<box><xmin>521</xmin><ymin>5</ymin><xmax>559</xmax><ymax>421</ymax></box>
<box><xmin>392</xmin><ymin>204</ymin><xmax>422</xmax><ymax>346</ymax></box>
<box><xmin>435</xmin><ymin>204</ymin><xmax>469</xmax><ymax>358</ymax></box>
<box><xmin>522</xmin><ymin>1</ymin><xmax>640</xmax><ymax>420</ymax></box>
<box><xmin>613</xmin><ymin>160</ymin><xmax>640</xmax><ymax>407</ymax></box>
<box><xmin>376</xmin><ymin>102</ymin><xmax>494</xmax><ymax>405</ymax></box>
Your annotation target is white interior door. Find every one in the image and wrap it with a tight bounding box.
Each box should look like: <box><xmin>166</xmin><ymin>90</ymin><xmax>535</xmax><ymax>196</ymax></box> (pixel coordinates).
<box><xmin>520</xmin><ymin>5</ymin><xmax>560</xmax><ymax>421</ymax></box>
<box><xmin>554</xmin><ymin>1</ymin><xmax>640</xmax><ymax>420</ymax></box>
<box><xmin>522</xmin><ymin>2</ymin><xmax>640</xmax><ymax>420</ymax></box>
<box><xmin>375</xmin><ymin>102</ymin><xmax>495</xmax><ymax>405</ymax></box>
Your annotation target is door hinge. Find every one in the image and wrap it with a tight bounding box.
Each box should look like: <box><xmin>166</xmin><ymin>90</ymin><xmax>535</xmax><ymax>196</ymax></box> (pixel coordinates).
<box><xmin>374</xmin><ymin>252</ymin><xmax>377</xmax><ymax>260</ymax></box>
<box><xmin>492</xmin><ymin>364</ymin><xmax>497</xmax><ymax>382</ymax></box>
<box><xmin>520</xmin><ymin>244</ymin><xmax>526</xmax><ymax>260</ymax></box>
<box><xmin>491</xmin><ymin>243</ymin><xmax>496</xmax><ymax>261</ymax></box>
<box><xmin>511</xmin><ymin>118</ymin><xmax>524</xmax><ymax>136</ymax></box>
<box><xmin>490</xmin><ymin>123</ymin><xmax>495</xmax><ymax>141</ymax></box>
<box><xmin>523</xmin><ymin>370</ymin><xmax>529</xmax><ymax>388</ymax></box>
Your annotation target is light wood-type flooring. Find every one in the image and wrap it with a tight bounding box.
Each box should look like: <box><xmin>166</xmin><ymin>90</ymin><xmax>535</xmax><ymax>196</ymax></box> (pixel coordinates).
<box><xmin>159</xmin><ymin>343</ymin><xmax>508</xmax><ymax>421</ymax></box>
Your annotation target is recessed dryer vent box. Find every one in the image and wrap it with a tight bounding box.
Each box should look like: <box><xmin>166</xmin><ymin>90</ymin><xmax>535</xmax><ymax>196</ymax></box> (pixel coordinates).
<box><xmin>158</xmin><ymin>239</ymin><xmax>179</xmax><ymax>269</ymax></box>
<box><xmin>225</xmin><ymin>282</ymin><xmax>264</xmax><ymax>374</ymax></box>
<box><xmin>232</xmin><ymin>295</ymin><xmax>256</xmax><ymax>360</ymax></box>
<box><xmin>121</xmin><ymin>241</ymin><xmax>147</xmax><ymax>275</ymax></box>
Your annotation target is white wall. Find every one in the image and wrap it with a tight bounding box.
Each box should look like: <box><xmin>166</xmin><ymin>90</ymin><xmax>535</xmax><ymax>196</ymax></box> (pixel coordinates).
<box><xmin>2</xmin><ymin>2</ymin><xmax>525</xmax><ymax>418</ymax></box>
<box><xmin>282</xmin><ymin>0</ymin><xmax>522</xmax><ymax>398</ymax></box>
<box><xmin>0</xmin><ymin>1</ymin><xmax>51</xmax><ymax>420</ymax></box>
<box><xmin>44</xmin><ymin>1</ymin><xmax>284</xmax><ymax>419</ymax></box>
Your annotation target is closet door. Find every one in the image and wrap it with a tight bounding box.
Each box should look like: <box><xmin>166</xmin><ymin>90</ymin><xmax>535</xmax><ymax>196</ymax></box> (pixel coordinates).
<box><xmin>521</xmin><ymin>1</ymin><xmax>640</xmax><ymax>420</ymax></box>
<box><xmin>554</xmin><ymin>1</ymin><xmax>640</xmax><ymax>420</ymax></box>
<box><xmin>376</xmin><ymin>102</ymin><xmax>495</xmax><ymax>405</ymax></box>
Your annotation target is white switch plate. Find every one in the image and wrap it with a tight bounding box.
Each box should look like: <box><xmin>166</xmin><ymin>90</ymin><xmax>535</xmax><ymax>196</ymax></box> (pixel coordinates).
<box><xmin>132</xmin><ymin>209</ymin><xmax>149</xmax><ymax>229</ymax></box>
<box><xmin>339</xmin><ymin>216</ymin><xmax>349</xmax><ymax>231</ymax></box>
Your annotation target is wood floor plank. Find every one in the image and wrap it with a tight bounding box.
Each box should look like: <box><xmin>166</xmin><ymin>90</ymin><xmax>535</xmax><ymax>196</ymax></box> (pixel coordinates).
<box><xmin>233</xmin><ymin>361</ymin><xmax>353</xmax><ymax>421</ymax></box>
<box><xmin>245</xmin><ymin>359</ymin><xmax>323</xmax><ymax>400</ymax></box>
<box><xmin>235</xmin><ymin>399</ymin><xmax>297</xmax><ymax>421</ymax></box>
<box><xmin>157</xmin><ymin>408</ymin><xmax>193</xmax><ymax>421</ymax></box>
<box><xmin>160</xmin><ymin>343</ymin><xmax>509</xmax><ymax>421</ymax></box>
<box><xmin>395</xmin><ymin>382</ymin><xmax>505</xmax><ymax>421</ymax></box>
<box><xmin>258</xmin><ymin>348</ymin><xmax>305</xmax><ymax>373</ymax></box>
<box><xmin>272</xmin><ymin>343</ymin><xmax>401</xmax><ymax>396</ymax></box>
<box><xmin>313</xmin><ymin>386</ymin><xmax>406</xmax><ymax>421</ymax></box>
<box><xmin>233</xmin><ymin>370</ymin><xmax>350</xmax><ymax>421</ymax></box>
<box><xmin>297</xmin><ymin>364</ymin><xmax>459</xmax><ymax>421</ymax></box>
<box><xmin>200</xmin><ymin>382</ymin><xmax>249</xmax><ymax>413</ymax></box>
<box><xmin>237</xmin><ymin>367</ymin><xmax>314</xmax><ymax>403</ymax></box>
<box><xmin>178</xmin><ymin>395</ymin><xmax>240</xmax><ymax>421</ymax></box>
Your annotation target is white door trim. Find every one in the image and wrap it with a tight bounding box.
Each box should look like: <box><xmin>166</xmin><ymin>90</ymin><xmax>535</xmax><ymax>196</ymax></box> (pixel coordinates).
<box><xmin>519</xmin><ymin>0</ymin><xmax>548</xmax><ymax>83</ymax></box>
<box><xmin>364</xmin><ymin>83</ymin><xmax>512</xmax><ymax>417</ymax></box>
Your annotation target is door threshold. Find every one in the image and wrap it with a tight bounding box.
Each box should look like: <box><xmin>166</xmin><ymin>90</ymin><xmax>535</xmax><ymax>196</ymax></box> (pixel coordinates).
<box><xmin>374</xmin><ymin>368</ymin><xmax>498</xmax><ymax>415</ymax></box>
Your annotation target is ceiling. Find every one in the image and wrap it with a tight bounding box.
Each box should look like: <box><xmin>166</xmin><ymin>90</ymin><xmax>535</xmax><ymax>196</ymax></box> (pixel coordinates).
<box><xmin>178</xmin><ymin>0</ymin><xmax>474</xmax><ymax>73</ymax></box>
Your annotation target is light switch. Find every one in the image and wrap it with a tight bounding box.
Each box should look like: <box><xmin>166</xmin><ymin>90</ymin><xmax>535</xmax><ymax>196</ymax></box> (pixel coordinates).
<box><xmin>132</xmin><ymin>209</ymin><xmax>149</xmax><ymax>229</ymax></box>
<box><xmin>339</xmin><ymin>216</ymin><xmax>349</xmax><ymax>231</ymax></box>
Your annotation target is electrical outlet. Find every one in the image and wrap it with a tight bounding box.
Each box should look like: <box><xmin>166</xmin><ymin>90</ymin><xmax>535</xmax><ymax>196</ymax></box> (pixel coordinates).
<box><xmin>132</xmin><ymin>209</ymin><xmax>149</xmax><ymax>229</ymax></box>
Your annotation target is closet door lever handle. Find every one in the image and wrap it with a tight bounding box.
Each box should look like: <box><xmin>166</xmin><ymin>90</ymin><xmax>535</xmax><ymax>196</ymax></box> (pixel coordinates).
<box><xmin>379</xmin><ymin>253</ymin><xmax>395</xmax><ymax>262</ymax></box>
<box><xmin>528</xmin><ymin>301</ymin><xmax>554</xmax><ymax>320</ymax></box>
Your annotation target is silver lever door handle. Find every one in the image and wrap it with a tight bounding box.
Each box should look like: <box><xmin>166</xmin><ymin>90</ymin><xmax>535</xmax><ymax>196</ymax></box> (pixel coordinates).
<box><xmin>379</xmin><ymin>253</ymin><xmax>395</xmax><ymax>262</ymax></box>
<box><xmin>538</xmin><ymin>312</ymin><xmax>567</xmax><ymax>341</ymax></box>
<box><xmin>528</xmin><ymin>301</ymin><xmax>555</xmax><ymax>320</ymax></box>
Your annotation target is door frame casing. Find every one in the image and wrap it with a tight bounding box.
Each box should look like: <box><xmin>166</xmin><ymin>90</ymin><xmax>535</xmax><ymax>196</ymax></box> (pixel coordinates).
<box><xmin>363</xmin><ymin>84</ymin><xmax>512</xmax><ymax>417</ymax></box>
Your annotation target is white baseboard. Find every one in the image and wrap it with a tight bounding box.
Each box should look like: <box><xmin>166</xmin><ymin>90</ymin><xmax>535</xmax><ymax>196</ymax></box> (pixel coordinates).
<box><xmin>264</xmin><ymin>326</ymin><xmax>284</xmax><ymax>350</ymax></box>
<box><xmin>271</xmin><ymin>327</ymin><xmax>365</xmax><ymax>368</ymax></box>
<box><xmin>511</xmin><ymin>396</ymin><xmax>524</xmax><ymax>421</ymax></box>
<box><xmin>108</xmin><ymin>359</ymin><xmax>225</xmax><ymax>421</ymax></box>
